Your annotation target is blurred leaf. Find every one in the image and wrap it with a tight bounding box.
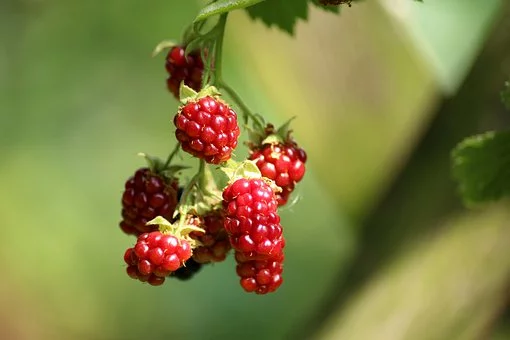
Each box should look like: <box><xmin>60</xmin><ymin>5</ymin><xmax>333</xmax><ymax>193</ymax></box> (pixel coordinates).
<box><xmin>318</xmin><ymin>205</ymin><xmax>510</xmax><ymax>340</ymax></box>
<box><xmin>194</xmin><ymin>0</ymin><xmax>267</xmax><ymax>22</ymax></box>
<box><xmin>381</xmin><ymin>0</ymin><xmax>502</xmax><ymax>93</ymax></box>
<box><xmin>245</xmin><ymin>0</ymin><xmax>309</xmax><ymax>34</ymax></box>
<box><xmin>452</xmin><ymin>131</ymin><xmax>510</xmax><ymax>205</ymax></box>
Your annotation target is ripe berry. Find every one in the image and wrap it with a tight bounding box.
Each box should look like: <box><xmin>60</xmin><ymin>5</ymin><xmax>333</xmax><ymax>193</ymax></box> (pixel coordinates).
<box><xmin>174</xmin><ymin>96</ymin><xmax>240</xmax><ymax>164</ymax></box>
<box><xmin>171</xmin><ymin>258</ymin><xmax>204</xmax><ymax>281</ymax></box>
<box><xmin>236</xmin><ymin>255</ymin><xmax>284</xmax><ymax>294</ymax></box>
<box><xmin>165</xmin><ymin>46</ymin><xmax>204</xmax><ymax>98</ymax></box>
<box><xmin>249</xmin><ymin>142</ymin><xmax>307</xmax><ymax>206</ymax></box>
<box><xmin>124</xmin><ymin>231</ymin><xmax>192</xmax><ymax>285</ymax></box>
<box><xmin>222</xmin><ymin>178</ymin><xmax>283</xmax><ymax>260</ymax></box>
<box><xmin>120</xmin><ymin>168</ymin><xmax>178</xmax><ymax>236</ymax></box>
<box><xmin>190</xmin><ymin>211</ymin><xmax>231</xmax><ymax>264</ymax></box>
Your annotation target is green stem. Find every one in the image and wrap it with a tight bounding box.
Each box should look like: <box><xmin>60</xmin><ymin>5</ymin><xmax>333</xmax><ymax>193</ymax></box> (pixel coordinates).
<box><xmin>163</xmin><ymin>143</ymin><xmax>181</xmax><ymax>169</ymax></box>
<box><xmin>219</xmin><ymin>80</ymin><xmax>264</xmax><ymax>129</ymax></box>
<box><xmin>213</xmin><ymin>13</ymin><xmax>228</xmax><ymax>84</ymax></box>
<box><xmin>175</xmin><ymin>160</ymin><xmax>206</xmax><ymax>231</ymax></box>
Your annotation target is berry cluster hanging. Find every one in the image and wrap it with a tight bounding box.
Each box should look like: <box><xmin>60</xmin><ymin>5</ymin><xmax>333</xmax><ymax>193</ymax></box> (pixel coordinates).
<box><xmin>119</xmin><ymin>11</ymin><xmax>307</xmax><ymax>295</ymax></box>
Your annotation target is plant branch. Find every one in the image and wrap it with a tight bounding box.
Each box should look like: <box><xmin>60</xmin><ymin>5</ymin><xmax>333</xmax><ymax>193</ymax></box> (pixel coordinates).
<box><xmin>163</xmin><ymin>143</ymin><xmax>181</xmax><ymax>169</ymax></box>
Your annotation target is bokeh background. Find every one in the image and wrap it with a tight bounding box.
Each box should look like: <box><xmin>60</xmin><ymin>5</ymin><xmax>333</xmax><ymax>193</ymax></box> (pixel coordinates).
<box><xmin>1</xmin><ymin>0</ymin><xmax>510</xmax><ymax>339</ymax></box>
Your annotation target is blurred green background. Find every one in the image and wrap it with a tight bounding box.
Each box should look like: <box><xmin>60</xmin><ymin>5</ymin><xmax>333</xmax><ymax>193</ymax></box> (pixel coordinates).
<box><xmin>1</xmin><ymin>0</ymin><xmax>509</xmax><ymax>339</ymax></box>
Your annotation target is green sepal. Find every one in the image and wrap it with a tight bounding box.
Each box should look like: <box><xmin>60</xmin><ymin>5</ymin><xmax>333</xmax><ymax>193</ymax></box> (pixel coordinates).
<box><xmin>179</xmin><ymin>84</ymin><xmax>222</xmax><ymax>105</ymax></box>
<box><xmin>276</xmin><ymin>117</ymin><xmax>296</xmax><ymax>139</ymax></box>
<box><xmin>199</xmin><ymin>85</ymin><xmax>221</xmax><ymax>98</ymax></box>
<box><xmin>220</xmin><ymin>159</ymin><xmax>262</xmax><ymax>184</ymax></box>
<box><xmin>137</xmin><ymin>152</ymin><xmax>164</xmax><ymax>172</ymax></box>
<box><xmin>137</xmin><ymin>152</ymin><xmax>187</xmax><ymax>179</ymax></box>
<box><xmin>261</xmin><ymin>134</ymin><xmax>284</xmax><ymax>146</ymax></box>
<box><xmin>179</xmin><ymin>83</ymin><xmax>199</xmax><ymax>104</ymax></box>
<box><xmin>151</xmin><ymin>40</ymin><xmax>177</xmax><ymax>57</ymax></box>
<box><xmin>249</xmin><ymin>117</ymin><xmax>297</xmax><ymax>147</ymax></box>
<box><xmin>146</xmin><ymin>216</ymin><xmax>174</xmax><ymax>233</ymax></box>
<box><xmin>179</xmin><ymin>224</ymin><xmax>206</xmax><ymax>234</ymax></box>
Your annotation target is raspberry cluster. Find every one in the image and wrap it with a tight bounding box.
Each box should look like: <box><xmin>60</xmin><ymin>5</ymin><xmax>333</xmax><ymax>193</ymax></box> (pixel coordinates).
<box><xmin>120</xmin><ymin>168</ymin><xmax>178</xmax><ymax>236</ymax></box>
<box><xmin>249</xmin><ymin>142</ymin><xmax>307</xmax><ymax>206</ymax></box>
<box><xmin>165</xmin><ymin>46</ymin><xmax>204</xmax><ymax>98</ymax></box>
<box><xmin>124</xmin><ymin>231</ymin><xmax>192</xmax><ymax>286</ymax></box>
<box><xmin>174</xmin><ymin>96</ymin><xmax>240</xmax><ymax>164</ymax></box>
<box><xmin>119</xmin><ymin>35</ymin><xmax>309</xmax><ymax>296</ymax></box>
<box><xmin>223</xmin><ymin>178</ymin><xmax>285</xmax><ymax>294</ymax></box>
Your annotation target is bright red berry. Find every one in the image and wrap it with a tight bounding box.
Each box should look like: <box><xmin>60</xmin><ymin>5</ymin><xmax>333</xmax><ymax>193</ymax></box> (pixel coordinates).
<box><xmin>174</xmin><ymin>96</ymin><xmax>240</xmax><ymax>164</ymax></box>
<box><xmin>189</xmin><ymin>211</ymin><xmax>231</xmax><ymax>264</ymax></box>
<box><xmin>120</xmin><ymin>168</ymin><xmax>178</xmax><ymax>236</ymax></box>
<box><xmin>249</xmin><ymin>142</ymin><xmax>307</xmax><ymax>206</ymax></box>
<box><xmin>124</xmin><ymin>231</ymin><xmax>192</xmax><ymax>285</ymax></box>
<box><xmin>222</xmin><ymin>178</ymin><xmax>283</xmax><ymax>260</ymax></box>
<box><xmin>165</xmin><ymin>46</ymin><xmax>204</xmax><ymax>98</ymax></box>
<box><xmin>236</xmin><ymin>255</ymin><xmax>284</xmax><ymax>294</ymax></box>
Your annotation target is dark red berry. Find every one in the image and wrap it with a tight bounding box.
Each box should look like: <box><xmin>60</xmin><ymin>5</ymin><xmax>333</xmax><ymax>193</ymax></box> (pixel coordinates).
<box><xmin>165</xmin><ymin>46</ymin><xmax>205</xmax><ymax>98</ymax></box>
<box><xmin>174</xmin><ymin>96</ymin><xmax>240</xmax><ymax>164</ymax></box>
<box><xmin>249</xmin><ymin>142</ymin><xmax>307</xmax><ymax>206</ymax></box>
<box><xmin>124</xmin><ymin>231</ymin><xmax>192</xmax><ymax>285</ymax></box>
<box><xmin>119</xmin><ymin>168</ymin><xmax>178</xmax><ymax>236</ymax></box>
<box><xmin>189</xmin><ymin>211</ymin><xmax>231</xmax><ymax>264</ymax></box>
<box><xmin>171</xmin><ymin>258</ymin><xmax>204</xmax><ymax>281</ymax></box>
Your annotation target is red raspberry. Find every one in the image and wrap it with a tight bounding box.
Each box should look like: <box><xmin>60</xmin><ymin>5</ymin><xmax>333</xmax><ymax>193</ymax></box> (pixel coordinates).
<box><xmin>174</xmin><ymin>96</ymin><xmax>240</xmax><ymax>164</ymax></box>
<box><xmin>190</xmin><ymin>212</ymin><xmax>231</xmax><ymax>264</ymax></box>
<box><xmin>124</xmin><ymin>231</ymin><xmax>192</xmax><ymax>285</ymax></box>
<box><xmin>249</xmin><ymin>142</ymin><xmax>307</xmax><ymax>206</ymax></box>
<box><xmin>236</xmin><ymin>255</ymin><xmax>284</xmax><ymax>294</ymax></box>
<box><xmin>249</xmin><ymin>142</ymin><xmax>306</xmax><ymax>206</ymax></box>
<box><xmin>120</xmin><ymin>168</ymin><xmax>178</xmax><ymax>236</ymax></box>
<box><xmin>165</xmin><ymin>46</ymin><xmax>204</xmax><ymax>98</ymax></box>
<box><xmin>222</xmin><ymin>178</ymin><xmax>283</xmax><ymax>259</ymax></box>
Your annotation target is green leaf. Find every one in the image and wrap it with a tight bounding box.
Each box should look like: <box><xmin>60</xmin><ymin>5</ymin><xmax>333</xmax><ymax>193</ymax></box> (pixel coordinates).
<box><xmin>194</xmin><ymin>0</ymin><xmax>267</xmax><ymax>22</ymax></box>
<box><xmin>452</xmin><ymin>131</ymin><xmax>510</xmax><ymax>205</ymax></box>
<box><xmin>245</xmin><ymin>0</ymin><xmax>309</xmax><ymax>35</ymax></box>
<box><xmin>501</xmin><ymin>81</ymin><xmax>510</xmax><ymax>110</ymax></box>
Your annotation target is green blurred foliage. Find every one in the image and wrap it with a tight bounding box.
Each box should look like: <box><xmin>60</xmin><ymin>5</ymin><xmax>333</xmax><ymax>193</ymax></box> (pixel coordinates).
<box><xmin>0</xmin><ymin>0</ymin><xmax>508</xmax><ymax>339</ymax></box>
<box><xmin>452</xmin><ymin>131</ymin><xmax>510</xmax><ymax>205</ymax></box>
